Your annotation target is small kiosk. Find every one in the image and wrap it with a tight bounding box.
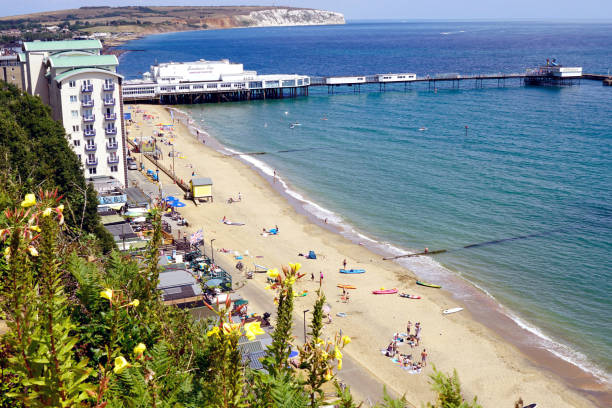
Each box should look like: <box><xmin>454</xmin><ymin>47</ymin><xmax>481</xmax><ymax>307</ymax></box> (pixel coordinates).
<box><xmin>190</xmin><ymin>177</ymin><xmax>213</xmax><ymax>203</ymax></box>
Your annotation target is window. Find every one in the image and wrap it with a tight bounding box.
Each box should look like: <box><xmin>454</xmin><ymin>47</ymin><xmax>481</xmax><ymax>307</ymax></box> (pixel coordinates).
<box><xmin>71</xmin><ymin>110</ymin><xmax>78</xmax><ymax>118</ymax></box>
<box><xmin>72</xmin><ymin>125</ymin><xmax>79</xmax><ymax>132</ymax></box>
<box><xmin>88</xmin><ymin>168</ymin><xmax>96</xmax><ymax>175</ymax></box>
<box><xmin>110</xmin><ymin>165</ymin><xmax>118</xmax><ymax>172</ymax></box>
<box><xmin>77</xmin><ymin>154</ymin><xmax>81</xmax><ymax>161</ymax></box>
<box><xmin>73</xmin><ymin>140</ymin><xmax>80</xmax><ymax>147</ymax></box>
<box><xmin>108</xmin><ymin>137</ymin><xmax>116</xmax><ymax>144</ymax></box>
<box><xmin>69</xmin><ymin>80</ymin><xmax>76</xmax><ymax>88</ymax></box>
<box><xmin>70</xmin><ymin>95</ymin><xmax>77</xmax><ymax>102</ymax></box>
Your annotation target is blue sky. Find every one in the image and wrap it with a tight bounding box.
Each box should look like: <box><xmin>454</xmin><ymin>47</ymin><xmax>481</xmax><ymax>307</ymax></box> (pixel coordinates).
<box><xmin>3</xmin><ymin>0</ymin><xmax>611</xmax><ymax>20</ymax></box>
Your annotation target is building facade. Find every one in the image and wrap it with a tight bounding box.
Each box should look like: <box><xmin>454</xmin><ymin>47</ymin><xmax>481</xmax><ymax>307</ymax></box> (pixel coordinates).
<box><xmin>21</xmin><ymin>40</ymin><xmax>127</xmax><ymax>186</ymax></box>
<box><xmin>0</xmin><ymin>54</ymin><xmax>25</xmax><ymax>90</ymax></box>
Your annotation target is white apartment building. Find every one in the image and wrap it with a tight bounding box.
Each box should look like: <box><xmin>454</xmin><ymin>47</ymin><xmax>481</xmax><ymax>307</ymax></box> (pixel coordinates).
<box><xmin>22</xmin><ymin>40</ymin><xmax>127</xmax><ymax>186</ymax></box>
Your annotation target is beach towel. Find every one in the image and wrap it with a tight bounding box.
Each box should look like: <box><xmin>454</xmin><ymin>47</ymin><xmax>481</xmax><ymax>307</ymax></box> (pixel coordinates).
<box><xmin>268</xmin><ymin>228</ymin><xmax>278</xmax><ymax>235</ymax></box>
<box><xmin>306</xmin><ymin>250</ymin><xmax>317</xmax><ymax>259</ymax></box>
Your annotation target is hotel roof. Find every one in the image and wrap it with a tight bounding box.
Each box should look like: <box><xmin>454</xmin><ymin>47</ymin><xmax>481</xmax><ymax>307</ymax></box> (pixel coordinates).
<box><xmin>53</xmin><ymin>67</ymin><xmax>123</xmax><ymax>83</ymax></box>
<box><xmin>48</xmin><ymin>54</ymin><xmax>118</xmax><ymax>69</ymax></box>
<box><xmin>23</xmin><ymin>39</ymin><xmax>102</xmax><ymax>52</ymax></box>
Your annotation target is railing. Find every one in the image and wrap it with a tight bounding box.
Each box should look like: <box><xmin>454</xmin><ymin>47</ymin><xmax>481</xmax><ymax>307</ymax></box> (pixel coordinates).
<box><xmin>103</xmin><ymin>83</ymin><xmax>115</xmax><ymax>91</ymax></box>
<box><xmin>81</xmin><ymin>84</ymin><xmax>93</xmax><ymax>93</ymax></box>
<box><xmin>107</xmin><ymin>156</ymin><xmax>120</xmax><ymax>164</ymax></box>
<box><xmin>103</xmin><ymin>99</ymin><xmax>115</xmax><ymax>106</ymax></box>
<box><xmin>106</xmin><ymin>141</ymin><xmax>118</xmax><ymax>150</ymax></box>
<box><xmin>84</xmin><ymin>144</ymin><xmax>97</xmax><ymax>152</ymax></box>
<box><xmin>83</xmin><ymin>115</ymin><xmax>95</xmax><ymax>122</ymax></box>
<box><xmin>86</xmin><ymin>158</ymin><xmax>98</xmax><ymax>166</ymax></box>
<box><xmin>81</xmin><ymin>100</ymin><xmax>94</xmax><ymax>107</ymax></box>
<box><xmin>83</xmin><ymin>129</ymin><xmax>96</xmax><ymax>137</ymax></box>
<box><xmin>105</xmin><ymin>128</ymin><xmax>117</xmax><ymax>136</ymax></box>
<box><xmin>104</xmin><ymin>113</ymin><xmax>116</xmax><ymax>121</ymax></box>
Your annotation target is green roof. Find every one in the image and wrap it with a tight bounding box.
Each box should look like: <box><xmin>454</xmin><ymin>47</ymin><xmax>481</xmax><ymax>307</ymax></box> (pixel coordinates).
<box><xmin>23</xmin><ymin>39</ymin><xmax>102</xmax><ymax>52</ymax></box>
<box><xmin>49</xmin><ymin>54</ymin><xmax>117</xmax><ymax>69</ymax></box>
<box><xmin>18</xmin><ymin>53</ymin><xmax>26</xmax><ymax>62</ymax></box>
<box><xmin>53</xmin><ymin>67</ymin><xmax>123</xmax><ymax>83</ymax></box>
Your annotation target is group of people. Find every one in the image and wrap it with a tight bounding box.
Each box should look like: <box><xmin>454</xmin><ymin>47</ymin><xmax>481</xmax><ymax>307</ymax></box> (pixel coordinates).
<box><xmin>381</xmin><ymin>320</ymin><xmax>428</xmax><ymax>374</ymax></box>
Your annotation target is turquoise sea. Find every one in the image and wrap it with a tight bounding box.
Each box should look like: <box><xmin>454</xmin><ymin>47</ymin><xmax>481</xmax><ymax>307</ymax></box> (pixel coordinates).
<box><xmin>118</xmin><ymin>21</ymin><xmax>612</xmax><ymax>390</ymax></box>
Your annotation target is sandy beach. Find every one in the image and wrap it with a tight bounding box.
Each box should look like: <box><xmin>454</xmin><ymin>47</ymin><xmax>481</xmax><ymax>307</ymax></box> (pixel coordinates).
<box><xmin>125</xmin><ymin>104</ymin><xmax>599</xmax><ymax>407</ymax></box>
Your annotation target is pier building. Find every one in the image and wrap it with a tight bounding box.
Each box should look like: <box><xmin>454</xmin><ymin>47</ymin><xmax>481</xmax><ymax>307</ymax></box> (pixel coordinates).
<box><xmin>524</xmin><ymin>61</ymin><xmax>582</xmax><ymax>86</ymax></box>
<box><xmin>21</xmin><ymin>40</ymin><xmax>127</xmax><ymax>185</ymax></box>
<box><xmin>122</xmin><ymin>59</ymin><xmax>310</xmax><ymax>103</ymax></box>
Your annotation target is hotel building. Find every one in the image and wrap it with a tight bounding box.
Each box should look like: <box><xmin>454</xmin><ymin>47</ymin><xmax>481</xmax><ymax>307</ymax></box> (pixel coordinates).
<box><xmin>21</xmin><ymin>40</ymin><xmax>127</xmax><ymax>185</ymax></box>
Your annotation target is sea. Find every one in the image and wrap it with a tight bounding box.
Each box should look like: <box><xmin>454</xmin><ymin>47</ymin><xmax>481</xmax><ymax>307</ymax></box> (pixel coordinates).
<box><xmin>117</xmin><ymin>21</ymin><xmax>612</xmax><ymax>398</ymax></box>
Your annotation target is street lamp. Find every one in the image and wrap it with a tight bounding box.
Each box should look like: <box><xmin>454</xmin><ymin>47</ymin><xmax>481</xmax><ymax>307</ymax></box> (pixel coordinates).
<box><xmin>303</xmin><ymin>309</ymin><xmax>310</xmax><ymax>342</ymax></box>
<box><xmin>210</xmin><ymin>238</ymin><xmax>216</xmax><ymax>264</ymax></box>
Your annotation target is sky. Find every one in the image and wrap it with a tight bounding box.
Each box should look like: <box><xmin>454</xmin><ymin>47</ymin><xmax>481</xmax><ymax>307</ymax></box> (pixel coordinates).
<box><xmin>2</xmin><ymin>0</ymin><xmax>611</xmax><ymax>20</ymax></box>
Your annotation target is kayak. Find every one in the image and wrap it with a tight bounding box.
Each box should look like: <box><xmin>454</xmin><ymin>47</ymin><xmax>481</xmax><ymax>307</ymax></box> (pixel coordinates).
<box><xmin>337</xmin><ymin>284</ymin><xmax>357</xmax><ymax>289</ymax></box>
<box><xmin>416</xmin><ymin>280</ymin><xmax>441</xmax><ymax>288</ymax></box>
<box><xmin>399</xmin><ymin>293</ymin><xmax>421</xmax><ymax>299</ymax></box>
<box><xmin>340</xmin><ymin>269</ymin><xmax>365</xmax><ymax>274</ymax></box>
<box><xmin>442</xmin><ymin>307</ymin><xmax>463</xmax><ymax>315</ymax></box>
<box><xmin>372</xmin><ymin>288</ymin><xmax>398</xmax><ymax>295</ymax></box>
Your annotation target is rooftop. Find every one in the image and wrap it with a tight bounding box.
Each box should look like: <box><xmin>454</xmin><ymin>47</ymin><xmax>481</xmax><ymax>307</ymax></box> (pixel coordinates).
<box><xmin>48</xmin><ymin>54</ymin><xmax>118</xmax><ymax>69</ymax></box>
<box><xmin>23</xmin><ymin>39</ymin><xmax>102</xmax><ymax>52</ymax></box>
<box><xmin>54</xmin><ymin>67</ymin><xmax>123</xmax><ymax>83</ymax></box>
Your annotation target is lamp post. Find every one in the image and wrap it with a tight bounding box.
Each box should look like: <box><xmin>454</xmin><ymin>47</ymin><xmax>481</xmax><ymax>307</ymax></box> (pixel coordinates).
<box><xmin>210</xmin><ymin>238</ymin><xmax>216</xmax><ymax>264</ymax></box>
<box><xmin>303</xmin><ymin>309</ymin><xmax>310</xmax><ymax>342</ymax></box>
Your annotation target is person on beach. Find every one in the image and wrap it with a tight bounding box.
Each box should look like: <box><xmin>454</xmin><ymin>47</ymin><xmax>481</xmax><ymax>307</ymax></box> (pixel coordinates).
<box><xmin>421</xmin><ymin>349</ymin><xmax>428</xmax><ymax>366</ymax></box>
<box><xmin>320</xmin><ymin>271</ymin><xmax>324</xmax><ymax>283</ymax></box>
<box><xmin>238</xmin><ymin>192</ymin><xmax>242</xmax><ymax>201</ymax></box>
<box><xmin>407</xmin><ymin>320</ymin><xmax>411</xmax><ymax>336</ymax></box>
<box><xmin>311</xmin><ymin>273</ymin><xmax>314</xmax><ymax>281</ymax></box>
<box><xmin>343</xmin><ymin>258</ymin><xmax>347</xmax><ymax>269</ymax></box>
<box><xmin>415</xmin><ymin>322</ymin><xmax>421</xmax><ymax>339</ymax></box>
<box><xmin>273</xmin><ymin>169</ymin><xmax>277</xmax><ymax>182</ymax></box>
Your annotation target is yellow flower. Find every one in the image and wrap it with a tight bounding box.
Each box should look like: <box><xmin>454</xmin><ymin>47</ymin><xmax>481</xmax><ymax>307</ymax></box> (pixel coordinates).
<box><xmin>42</xmin><ymin>208</ymin><xmax>52</xmax><ymax>217</ymax></box>
<box><xmin>113</xmin><ymin>356</ymin><xmax>131</xmax><ymax>374</ymax></box>
<box><xmin>244</xmin><ymin>321</ymin><xmax>265</xmax><ymax>340</ymax></box>
<box><xmin>287</xmin><ymin>276</ymin><xmax>296</xmax><ymax>286</ymax></box>
<box><xmin>321</xmin><ymin>350</ymin><xmax>329</xmax><ymax>359</ymax></box>
<box><xmin>206</xmin><ymin>326</ymin><xmax>220</xmax><ymax>337</ymax></box>
<box><xmin>324</xmin><ymin>370</ymin><xmax>332</xmax><ymax>381</ymax></box>
<box><xmin>4</xmin><ymin>247</ymin><xmax>11</xmax><ymax>258</ymax></box>
<box><xmin>56</xmin><ymin>204</ymin><xmax>64</xmax><ymax>212</ymax></box>
<box><xmin>266</xmin><ymin>268</ymin><xmax>279</xmax><ymax>278</ymax></box>
<box><xmin>222</xmin><ymin>322</ymin><xmax>240</xmax><ymax>335</ymax></box>
<box><xmin>30</xmin><ymin>225</ymin><xmax>41</xmax><ymax>233</ymax></box>
<box><xmin>289</xmin><ymin>262</ymin><xmax>302</xmax><ymax>273</ymax></box>
<box><xmin>28</xmin><ymin>246</ymin><xmax>38</xmax><ymax>257</ymax></box>
<box><xmin>133</xmin><ymin>343</ymin><xmax>146</xmax><ymax>356</ymax></box>
<box><xmin>100</xmin><ymin>288</ymin><xmax>113</xmax><ymax>301</ymax></box>
<box><xmin>128</xmin><ymin>299</ymin><xmax>140</xmax><ymax>307</ymax></box>
<box><xmin>341</xmin><ymin>335</ymin><xmax>351</xmax><ymax>346</ymax></box>
<box><xmin>20</xmin><ymin>194</ymin><xmax>36</xmax><ymax>208</ymax></box>
<box><xmin>337</xmin><ymin>359</ymin><xmax>343</xmax><ymax>370</ymax></box>
<box><xmin>264</xmin><ymin>284</ymin><xmax>273</xmax><ymax>290</ymax></box>
<box><xmin>334</xmin><ymin>346</ymin><xmax>342</xmax><ymax>361</ymax></box>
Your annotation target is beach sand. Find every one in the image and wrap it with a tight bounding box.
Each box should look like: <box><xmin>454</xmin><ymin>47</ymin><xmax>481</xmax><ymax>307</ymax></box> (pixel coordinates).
<box><xmin>125</xmin><ymin>104</ymin><xmax>598</xmax><ymax>407</ymax></box>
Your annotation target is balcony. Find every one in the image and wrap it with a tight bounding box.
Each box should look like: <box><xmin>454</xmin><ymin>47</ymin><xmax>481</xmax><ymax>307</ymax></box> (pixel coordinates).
<box><xmin>107</xmin><ymin>156</ymin><xmax>120</xmax><ymax>164</ymax></box>
<box><xmin>83</xmin><ymin>114</ymin><xmax>95</xmax><ymax>123</ymax></box>
<box><xmin>84</xmin><ymin>143</ymin><xmax>97</xmax><ymax>152</ymax></box>
<box><xmin>103</xmin><ymin>83</ymin><xmax>115</xmax><ymax>91</ymax></box>
<box><xmin>81</xmin><ymin>99</ymin><xmax>94</xmax><ymax>108</ymax></box>
<box><xmin>81</xmin><ymin>84</ymin><xmax>93</xmax><ymax>93</ymax></box>
<box><xmin>105</xmin><ymin>128</ymin><xmax>117</xmax><ymax>136</ymax></box>
<box><xmin>85</xmin><ymin>158</ymin><xmax>98</xmax><ymax>166</ymax></box>
<box><xmin>103</xmin><ymin>98</ymin><xmax>115</xmax><ymax>106</ymax></box>
<box><xmin>104</xmin><ymin>113</ymin><xmax>116</xmax><ymax>121</ymax></box>
<box><xmin>83</xmin><ymin>129</ymin><xmax>96</xmax><ymax>137</ymax></box>
<box><xmin>106</xmin><ymin>141</ymin><xmax>118</xmax><ymax>150</ymax></box>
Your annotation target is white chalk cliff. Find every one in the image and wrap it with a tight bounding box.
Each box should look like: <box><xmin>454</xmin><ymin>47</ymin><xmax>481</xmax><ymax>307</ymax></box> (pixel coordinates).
<box><xmin>236</xmin><ymin>8</ymin><xmax>345</xmax><ymax>27</ymax></box>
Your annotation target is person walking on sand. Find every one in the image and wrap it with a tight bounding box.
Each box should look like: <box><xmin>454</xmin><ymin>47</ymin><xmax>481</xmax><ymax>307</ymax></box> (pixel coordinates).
<box><xmin>421</xmin><ymin>349</ymin><xmax>428</xmax><ymax>366</ymax></box>
<box><xmin>415</xmin><ymin>322</ymin><xmax>421</xmax><ymax>339</ymax></box>
<box><xmin>342</xmin><ymin>258</ymin><xmax>347</xmax><ymax>269</ymax></box>
<box><xmin>311</xmin><ymin>273</ymin><xmax>314</xmax><ymax>281</ymax></box>
<box><xmin>407</xmin><ymin>320</ymin><xmax>412</xmax><ymax>336</ymax></box>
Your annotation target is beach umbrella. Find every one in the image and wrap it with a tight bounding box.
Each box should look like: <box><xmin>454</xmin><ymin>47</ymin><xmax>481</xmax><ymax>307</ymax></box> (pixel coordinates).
<box><xmin>205</xmin><ymin>278</ymin><xmax>223</xmax><ymax>287</ymax></box>
<box><xmin>164</xmin><ymin>196</ymin><xmax>178</xmax><ymax>202</ymax></box>
<box><xmin>172</xmin><ymin>201</ymin><xmax>186</xmax><ymax>208</ymax></box>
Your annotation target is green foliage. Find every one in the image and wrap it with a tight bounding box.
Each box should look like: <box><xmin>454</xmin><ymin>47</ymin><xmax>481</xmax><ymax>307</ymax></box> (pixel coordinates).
<box><xmin>302</xmin><ymin>289</ymin><xmax>328</xmax><ymax>405</ymax></box>
<box><xmin>375</xmin><ymin>386</ymin><xmax>408</xmax><ymax>408</ymax></box>
<box><xmin>334</xmin><ymin>381</ymin><xmax>362</xmax><ymax>408</ymax></box>
<box><xmin>425</xmin><ymin>366</ymin><xmax>482</xmax><ymax>408</ymax></box>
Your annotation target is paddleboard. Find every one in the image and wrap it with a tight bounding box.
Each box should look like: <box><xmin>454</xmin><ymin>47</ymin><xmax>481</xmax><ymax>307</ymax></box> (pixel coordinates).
<box><xmin>337</xmin><ymin>284</ymin><xmax>357</xmax><ymax>289</ymax></box>
<box><xmin>399</xmin><ymin>293</ymin><xmax>421</xmax><ymax>299</ymax></box>
<box><xmin>416</xmin><ymin>280</ymin><xmax>441</xmax><ymax>288</ymax></box>
<box><xmin>442</xmin><ymin>307</ymin><xmax>463</xmax><ymax>315</ymax></box>
<box><xmin>372</xmin><ymin>288</ymin><xmax>398</xmax><ymax>295</ymax></box>
<box><xmin>340</xmin><ymin>269</ymin><xmax>365</xmax><ymax>274</ymax></box>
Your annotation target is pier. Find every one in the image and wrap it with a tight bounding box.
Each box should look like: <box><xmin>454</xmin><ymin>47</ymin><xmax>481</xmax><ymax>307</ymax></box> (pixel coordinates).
<box><xmin>121</xmin><ymin>58</ymin><xmax>610</xmax><ymax>105</ymax></box>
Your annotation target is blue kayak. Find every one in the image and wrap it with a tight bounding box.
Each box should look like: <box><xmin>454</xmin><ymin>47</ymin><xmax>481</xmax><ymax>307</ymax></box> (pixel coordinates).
<box><xmin>339</xmin><ymin>269</ymin><xmax>365</xmax><ymax>274</ymax></box>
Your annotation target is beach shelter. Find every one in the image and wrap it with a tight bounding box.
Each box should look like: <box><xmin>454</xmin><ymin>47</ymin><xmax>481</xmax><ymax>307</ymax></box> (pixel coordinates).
<box><xmin>190</xmin><ymin>177</ymin><xmax>213</xmax><ymax>202</ymax></box>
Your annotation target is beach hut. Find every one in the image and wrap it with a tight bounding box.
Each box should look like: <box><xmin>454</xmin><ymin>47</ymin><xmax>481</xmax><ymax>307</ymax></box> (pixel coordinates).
<box><xmin>190</xmin><ymin>177</ymin><xmax>213</xmax><ymax>202</ymax></box>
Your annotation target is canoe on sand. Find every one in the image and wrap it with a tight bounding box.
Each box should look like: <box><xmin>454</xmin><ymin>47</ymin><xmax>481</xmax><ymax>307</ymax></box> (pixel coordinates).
<box><xmin>416</xmin><ymin>280</ymin><xmax>441</xmax><ymax>288</ymax></box>
<box><xmin>337</xmin><ymin>284</ymin><xmax>357</xmax><ymax>289</ymax></box>
<box><xmin>340</xmin><ymin>269</ymin><xmax>365</xmax><ymax>274</ymax></box>
<box><xmin>372</xmin><ymin>288</ymin><xmax>398</xmax><ymax>295</ymax></box>
<box><xmin>399</xmin><ymin>293</ymin><xmax>421</xmax><ymax>299</ymax></box>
